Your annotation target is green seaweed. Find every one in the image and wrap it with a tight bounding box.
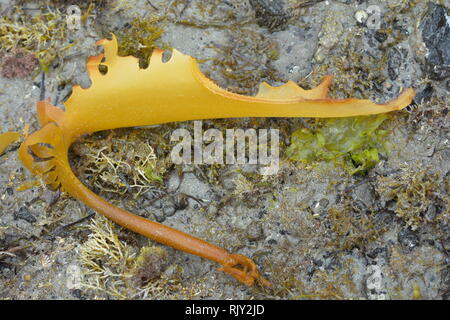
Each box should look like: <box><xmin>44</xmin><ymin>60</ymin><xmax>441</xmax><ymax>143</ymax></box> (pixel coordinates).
<box><xmin>286</xmin><ymin>115</ymin><xmax>389</xmax><ymax>174</ymax></box>
<box><xmin>144</xmin><ymin>162</ymin><xmax>164</xmax><ymax>184</ymax></box>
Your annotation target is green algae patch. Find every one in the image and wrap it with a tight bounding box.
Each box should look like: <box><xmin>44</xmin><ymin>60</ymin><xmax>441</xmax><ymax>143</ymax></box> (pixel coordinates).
<box><xmin>286</xmin><ymin>115</ymin><xmax>389</xmax><ymax>174</ymax></box>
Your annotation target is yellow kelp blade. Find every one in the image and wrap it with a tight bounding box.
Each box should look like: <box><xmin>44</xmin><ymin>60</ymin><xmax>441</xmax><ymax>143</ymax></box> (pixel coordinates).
<box><xmin>0</xmin><ymin>131</ymin><xmax>20</xmax><ymax>154</ymax></box>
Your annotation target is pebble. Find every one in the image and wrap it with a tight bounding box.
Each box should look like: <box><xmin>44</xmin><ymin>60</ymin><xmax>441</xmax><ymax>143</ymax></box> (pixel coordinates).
<box><xmin>398</xmin><ymin>228</ymin><xmax>420</xmax><ymax>250</ymax></box>
<box><xmin>14</xmin><ymin>207</ymin><xmax>36</xmax><ymax>223</ymax></box>
<box><xmin>162</xmin><ymin>204</ymin><xmax>176</xmax><ymax>217</ymax></box>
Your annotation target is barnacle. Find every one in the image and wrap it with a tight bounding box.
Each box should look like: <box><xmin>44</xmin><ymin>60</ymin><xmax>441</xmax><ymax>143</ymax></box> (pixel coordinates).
<box><xmin>18</xmin><ymin>35</ymin><xmax>415</xmax><ymax>286</ymax></box>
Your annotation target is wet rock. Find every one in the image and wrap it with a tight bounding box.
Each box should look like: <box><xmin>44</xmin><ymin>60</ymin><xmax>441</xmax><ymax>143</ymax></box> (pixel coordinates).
<box><xmin>246</xmin><ymin>221</ymin><xmax>264</xmax><ymax>241</ymax></box>
<box><xmin>388</xmin><ymin>47</ymin><xmax>408</xmax><ymax>81</ymax></box>
<box><xmin>413</xmin><ymin>83</ymin><xmax>433</xmax><ymax>105</ymax></box>
<box><xmin>206</xmin><ymin>203</ymin><xmax>219</xmax><ymax>218</ymax></box>
<box><xmin>366</xmin><ymin>247</ymin><xmax>386</xmax><ymax>260</ymax></box>
<box><xmin>143</xmin><ymin>190</ymin><xmax>158</xmax><ymax>200</ymax></box>
<box><xmin>250</xmin><ymin>0</ymin><xmax>289</xmax><ymax>32</ymax></box>
<box><xmin>420</xmin><ymin>3</ymin><xmax>450</xmax><ymax>80</ymax></box>
<box><xmin>42</xmin><ymin>190</ymin><xmax>60</xmax><ymax>206</ymax></box>
<box><xmin>374</xmin><ymin>210</ymin><xmax>394</xmax><ymax>226</ymax></box>
<box><xmin>221</xmin><ymin>176</ymin><xmax>236</xmax><ymax>191</ymax></box>
<box><xmin>162</xmin><ymin>204</ymin><xmax>176</xmax><ymax>217</ymax></box>
<box><xmin>442</xmin><ymin>238</ymin><xmax>450</xmax><ymax>252</ymax></box>
<box><xmin>352</xmin><ymin>199</ymin><xmax>368</xmax><ymax>214</ymax></box>
<box><xmin>424</xmin><ymin>204</ymin><xmax>437</xmax><ymax>222</ymax></box>
<box><xmin>166</xmin><ymin>171</ymin><xmax>182</xmax><ymax>193</ymax></box>
<box><xmin>398</xmin><ymin>228</ymin><xmax>419</xmax><ymax>250</ymax></box>
<box><xmin>173</xmin><ymin>194</ymin><xmax>189</xmax><ymax>211</ymax></box>
<box><xmin>14</xmin><ymin>207</ymin><xmax>36</xmax><ymax>223</ymax></box>
<box><xmin>272</xmin><ymin>24</ymin><xmax>318</xmax><ymax>81</ymax></box>
<box><xmin>366</xmin><ymin>264</ymin><xmax>387</xmax><ymax>300</ymax></box>
<box><xmin>313</xmin><ymin>251</ymin><xmax>341</xmax><ymax>271</ymax></box>
<box><xmin>152</xmin><ymin>209</ymin><xmax>165</xmax><ymax>223</ymax></box>
<box><xmin>152</xmin><ymin>200</ymin><xmax>162</xmax><ymax>209</ymax></box>
<box><xmin>374</xmin><ymin>30</ymin><xmax>388</xmax><ymax>43</ymax></box>
<box><xmin>258</xmin><ymin>208</ymin><xmax>267</xmax><ymax>219</ymax></box>
<box><xmin>1</xmin><ymin>264</ymin><xmax>13</xmax><ymax>278</ymax></box>
<box><xmin>351</xmin><ymin>182</ymin><xmax>376</xmax><ymax>210</ymax></box>
<box><xmin>70</xmin><ymin>289</ymin><xmax>85</xmax><ymax>300</ymax></box>
<box><xmin>385</xmin><ymin>200</ymin><xmax>396</xmax><ymax>211</ymax></box>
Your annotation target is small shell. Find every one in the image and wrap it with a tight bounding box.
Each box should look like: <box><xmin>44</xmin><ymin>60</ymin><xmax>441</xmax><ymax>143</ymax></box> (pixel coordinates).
<box><xmin>355</xmin><ymin>10</ymin><xmax>369</xmax><ymax>24</ymax></box>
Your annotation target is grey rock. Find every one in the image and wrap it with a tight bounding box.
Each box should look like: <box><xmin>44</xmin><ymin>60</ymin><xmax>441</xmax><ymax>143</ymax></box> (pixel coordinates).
<box><xmin>14</xmin><ymin>207</ymin><xmax>36</xmax><ymax>223</ymax></box>
<box><xmin>374</xmin><ymin>30</ymin><xmax>388</xmax><ymax>43</ymax></box>
<box><xmin>221</xmin><ymin>176</ymin><xmax>236</xmax><ymax>191</ymax></box>
<box><xmin>206</xmin><ymin>203</ymin><xmax>219</xmax><ymax>217</ymax></box>
<box><xmin>425</xmin><ymin>204</ymin><xmax>437</xmax><ymax>222</ymax></box>
<box><xmin>162</xmin><ymin>204</ymin><xmax>176</xmax><ymax>217</ymax></box>
<box><xmin>352</xmin><ymin>181</ymin><xmax>376</xmax><ymax>210</ymax></box>
<box><xmin>313</xmin><ymin>251</ymin><xmax>341</xmax><ymax>272</ymax></box>
<box><xmin>398</xmin><ymin>228</ymin><xmax>420</xmax><ymax>250</ymax></box>
<box><xmin>250</xmin><ymin>0</ymin><xmax>289</xmax><ymax>32</ymax></box>
<box><xmin>152</xmin><ymin>210</ymin><xmax>166</xmax><ymax>223</ymax></box>
<box><xmin>152</xmin><ymin>200</ymin><xmax>163</xmax><ymax>209</ymax></box>
<box><xmin>246</xmin><ymin>221</ymin><xmax>264</xmax><ymax>241</ymax></box>
<box><xmin>173</xmin><ymin>194</ymin><xmax>189</xmax><ymax>211</ymax></box>
<box><xmin>42</xmin><ymin>190</ymin><xmax>60</xmax><ymax>206</ymax></box>
<box><xmin>374</xmin><ymin>210</ymin><xmax>394</xmax><ymax>226</ymax></box>
<box><xmin>388</xmin><ymin>47</ymin><xmax>408</xmax><ymax>81</ymax></box>
<box><xmin>413</xmin><ymin>83</ymin><xmax>433</xmax><ymax>105</ymax></box>
<box><xmin>420</xmin><ymin>3</ymin><xmax>450</xmax><ymax>80</ymax></box>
